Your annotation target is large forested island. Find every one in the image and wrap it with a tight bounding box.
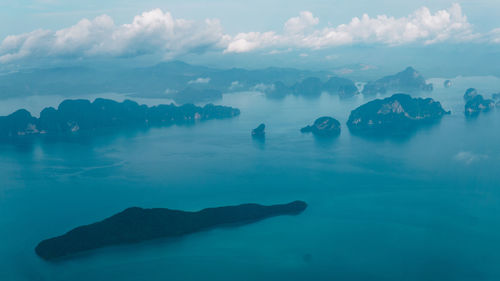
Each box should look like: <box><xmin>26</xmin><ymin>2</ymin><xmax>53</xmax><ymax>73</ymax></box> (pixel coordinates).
<box><xmin>347</xmin><ymin>94</ymin><xmax>450</xmax><ymax>136</ymax></box>
<box><xmin>35</xmin><ymin>201</ymin><xmax>307</xmax><ymax>260</ymax></box>
<box><xmin>0</xmin><ymin>98</ymin><xmax>240</xmax><ymax>138</ymax></box>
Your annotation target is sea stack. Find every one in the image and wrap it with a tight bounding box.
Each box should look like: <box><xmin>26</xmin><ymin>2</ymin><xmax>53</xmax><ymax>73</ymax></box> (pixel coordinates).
<box><xmin>251</xmin><ymin>123</ymin><xmax>266</xmax><ymax>137</ymax></box>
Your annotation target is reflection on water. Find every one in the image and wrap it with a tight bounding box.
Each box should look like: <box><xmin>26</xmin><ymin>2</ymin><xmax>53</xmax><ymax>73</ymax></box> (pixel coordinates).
<box><xmin>251</xmin><ymin>135</ymin><xmax>266</xmax><ymax>150</ymax></box>
<box><xmin>1</xmin><ymin>76</ymin><xmax>500</xmax><ymax>281</ymax></box>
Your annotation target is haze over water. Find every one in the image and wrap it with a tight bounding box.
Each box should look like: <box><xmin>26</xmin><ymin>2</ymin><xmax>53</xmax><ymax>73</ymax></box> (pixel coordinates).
<box><xmin>1</xmin><ymin>76</ymin><xmax>500</xmax><ymax>281</ymax></box>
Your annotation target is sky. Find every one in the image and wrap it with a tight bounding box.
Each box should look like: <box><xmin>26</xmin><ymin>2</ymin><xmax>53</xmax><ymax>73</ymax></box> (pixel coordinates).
<box><xmin>0</xmin><ymin>0</ymin><xmax>499</xmax><ymax>71</ymax></box>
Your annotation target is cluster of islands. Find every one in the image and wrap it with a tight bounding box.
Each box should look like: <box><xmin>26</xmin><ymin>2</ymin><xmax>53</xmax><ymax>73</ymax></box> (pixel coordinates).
<box><xmin>1</xmin><ymin>66</ymin><xmax>498</xmax><ymax>141</ymax></box>
<box><xmin>250</xmin><ymin>92</ymin><xmax>451</xmax><ymax>139</ymax></box>
<box><xmin>254</xmin><ymin>68</ymin><xmax>499</xmax><ymax>139</ymax></box>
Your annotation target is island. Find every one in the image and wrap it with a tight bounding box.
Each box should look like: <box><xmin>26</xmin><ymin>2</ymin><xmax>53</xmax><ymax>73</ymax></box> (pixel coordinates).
<box><xmin>444</xmin><ymin>80</ymin><xmax>452</xmax><ymax>88</ymax></box>
<box><xmin>251</xmin><ymin>123</ymin><xmax>266</xmax><ymax>137</ymax></box>
<box><xmin>347</xmin><ymin>93</ymin><xmax>450</xmax><ymax>136</ymax></box>
<box><xmin>301</xmin><ymin>117</ymin><xmax>341</xmax><ymax>137</ymax></box>
<box><xmin>464</xmin><ymin>88</ymin><xmax>479</xmax><ymax>102</ymax></box>
<box><xmin>292</xmin><ymin>77</ymin><xmax>324</xmax><ymax>98</ymax></box>
<box><xmin>35</xmin><ymin>201</ymin><xmax>308</xmax><ymax>260</ymax></box>
<box><xmin>465</xmin><ymin>95</ymin><xmax>495</xmax><ymax>117</ymax></box>
<box><xmin>362</xmin><ymin>67</ymin><xmax>433</xmax><ymax>96</ymax></box>
<box><xmin>322</xmin><ymin>77</ymin><xmax>359</xmax><ymax>99</ymax></box>
<box><xmin>266</xmin><ymin>81</ymin><xmax>292</xmax><ymax>99</ymax></box>
<box><xmin>0</xmin><ymin>98</ymin><xmax>240</xmax><ymax>138</ymax></box>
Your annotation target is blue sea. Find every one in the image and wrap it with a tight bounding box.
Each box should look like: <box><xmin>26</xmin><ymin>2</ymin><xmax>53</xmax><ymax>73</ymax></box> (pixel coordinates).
<box><xmin>1</xmin><ymin>76</ymin><xmax>500</xmax><ymax>281</ymax></box>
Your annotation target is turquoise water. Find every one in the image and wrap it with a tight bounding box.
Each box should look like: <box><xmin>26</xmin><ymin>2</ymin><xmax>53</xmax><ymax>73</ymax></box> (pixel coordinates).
<box><xmin>1</xmin><ymin>76</ymin><xmax>500</xmax><ymax>280</ymax></box>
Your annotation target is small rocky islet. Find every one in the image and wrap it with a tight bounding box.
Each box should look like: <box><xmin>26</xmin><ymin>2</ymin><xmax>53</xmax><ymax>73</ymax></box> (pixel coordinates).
<box><xmin>35</xmin><ymin>201</ymin><xmax>308</xmax><ymax>260</ymax></box>
<box><xmin>251</xmin><ymin>123</ymin><xmax>266</xmax><ymax>137</ymax></box>
<box><xmin>464</xmin><ymin>88</ymin><xmax>479</xmax><ymax>102</ymax></box>
<box><xmin>301</xmin><ymin>117</ymin><xmax>341</xmax><ymax>137</ymax></box>
<box><xmin>463</xmin><ymin>88</ymin><xmax>496</xmax><ymax>117</ymax></box>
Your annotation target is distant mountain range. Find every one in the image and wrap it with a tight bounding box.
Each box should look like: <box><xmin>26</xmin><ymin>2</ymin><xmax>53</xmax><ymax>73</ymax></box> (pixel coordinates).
<box><xmin>0</xmin><ymin>61</ymin><xmax>330</xmax><ymax>101</ymax></box>
<box><xmin>0</xmin><ymin>61</ymin><xmax>436</xmax><ymax>104</ymax></box>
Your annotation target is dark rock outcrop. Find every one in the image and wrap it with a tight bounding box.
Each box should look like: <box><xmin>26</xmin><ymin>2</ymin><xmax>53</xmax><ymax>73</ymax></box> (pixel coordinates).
<box><xmin>347</xmin><ymin>94</ymin><xmax>450</xmax><ymax>136</ymax></box>
<box><xmin>464</xmin><ymin>88</ymin><xmax>478</xmax><ymax>102</ymax></box>
<box><xmin>301</xmin><ymin>117</ymin><xmax>341</xmax><ymax>137</ymax></box>
<box><xmin>35</xmin><ymin>201</ymin><xmax>307</xmax><ymax>260</ymax></box>
<box><xmin>465</xmin><ymin>95</ymin><xmax>495</xmax><ymax>117</ymax></box>
<box><xmin>0</xmin><ymin>98</ymin><xmax>240</xmax><ymax>138</ymax></box>
<box><xmin>251</xmin><ymin>123</ymin><xmax>266</xmax><ymax>137</ymax></box>
<box><xmin>362</xmin><ymin>67</ymin><xmax>433</xmax><ymax>96</ymax></box>
<box><xmin>444</xmin><ymin>80</ymin><xmax>452</xmax><ymax>88</ymax></box>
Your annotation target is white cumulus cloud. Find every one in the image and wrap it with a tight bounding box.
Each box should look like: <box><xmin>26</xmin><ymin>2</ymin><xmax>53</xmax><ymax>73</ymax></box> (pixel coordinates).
<box><xmin>284</xmin><ymin>11</ymin><xmax>320</xmax><ymax>34</ymax></box>
<box><xmin>225</xmin><ymin>3</ymin><xmax>479</xmax><ymax>53</ymax></box>
<box><xmin>0</xmin><ymin>9</ymin><xmax>225</xmax><ymax>63</ymax></box>
<box><xmin>0</xmin><ymin>4</ymin><xmax>498</xmax><ymax>63</ymax></box>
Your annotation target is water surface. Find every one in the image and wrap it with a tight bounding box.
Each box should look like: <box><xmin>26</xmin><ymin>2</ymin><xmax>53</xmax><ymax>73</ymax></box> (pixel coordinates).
<box><xmin>1</xmin><ymin>76</ymin><xmax>500</xmax><ymax>281</ymax></box>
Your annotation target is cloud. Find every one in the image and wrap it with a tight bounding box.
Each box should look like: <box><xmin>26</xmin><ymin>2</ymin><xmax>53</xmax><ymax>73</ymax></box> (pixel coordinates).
<box><xmin>188</xmin><ymin>77</ymin><xmax>211</xmax><ymax>84</ymax></box>
<box><xmin>225</xmin><ymin>3</ymin><xmax>480</xmax><ymax>53</ymax></box>
<box><xmin>284</xmin><ymin>11</ymin><xmax>319</xmax><ymax>35</ymax></box>
<box><xmin>0</xmin><ymin>9</ymin><xmax>225</xmax><ymax>63</ymax></box>
<box><xmin>454</xmin><ymin>151</ymin><xmax>488</xmax><ymax>165</ymax></box>
<box><xmin>0</xmin><ymin>4</ymin><xmax>498</xmax><ymax>63</ymax></box>
<box><xmin>489</xmin><ymin>28</ymin><xmax>500</xmax><ymax>43</ymax></box>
